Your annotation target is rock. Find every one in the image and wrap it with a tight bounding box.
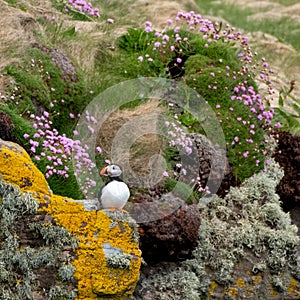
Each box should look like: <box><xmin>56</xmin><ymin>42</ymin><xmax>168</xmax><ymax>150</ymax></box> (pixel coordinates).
<box><xmin>0</xmin><ymin>110</ymin><xmax>16</xmax><ymax>142</ymax></box>
<box><xmin>0</xmin><ymin>138</ymin><xmax>141</xmax><ymax>299</ymax></box>
<box><xmin>191</xmin><ymin>133</ymin><xmax>239</xmax><ymax>197</ymax></box>
<box><xmin>138</xmin><ymin>201</ymin><xmax>201</xmax><ymax>262</ymax></box>
<box><xmin>133</xmin><ymin>160</ymin><xmax>300</xmax><ymax>299</ymax></box>
<box><xmin>273</xmin><ymin>130</ymin><xmax>300</xmax><ymax>209</ymax></box>
<box><xmin>273</xmin><ymin>130</ymin><xmax>300</xmax><ymax>239</ymax></box>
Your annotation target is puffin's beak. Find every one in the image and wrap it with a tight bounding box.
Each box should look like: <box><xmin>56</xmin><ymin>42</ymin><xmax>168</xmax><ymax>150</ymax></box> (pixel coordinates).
<box><xmin>100</xmin><ymin>166</ymin><xmax>109</xmax><ymax>176</ymax></box>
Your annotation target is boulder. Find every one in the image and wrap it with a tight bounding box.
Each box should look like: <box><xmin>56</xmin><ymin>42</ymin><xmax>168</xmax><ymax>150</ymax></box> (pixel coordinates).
<box><xmin>0</xmin><ymin>138</ymin><xmax>141</xmax><ymax>299</ymax></box>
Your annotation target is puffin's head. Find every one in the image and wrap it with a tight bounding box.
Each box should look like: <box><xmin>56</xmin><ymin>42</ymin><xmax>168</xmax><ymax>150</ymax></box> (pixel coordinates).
<box><xmin>100</xmin><ymin>164</ymin><xmax>123</xmax><ymax>178</ymax></box>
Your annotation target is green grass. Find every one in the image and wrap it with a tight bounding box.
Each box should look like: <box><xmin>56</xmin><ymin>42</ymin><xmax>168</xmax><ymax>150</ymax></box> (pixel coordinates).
<box><xmin>195</xmin><ymin>0</ymin><xmax>300</xmax><ymax>51</ymax></box>
<box><xmin>2</xmin><ymin>0</ymin><xmax>293</xmax><ymax>198</ymax></box>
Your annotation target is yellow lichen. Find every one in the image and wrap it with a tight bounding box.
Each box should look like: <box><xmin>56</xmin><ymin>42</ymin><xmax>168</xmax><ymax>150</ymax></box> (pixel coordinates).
<box><xmin>235</xmin><ymin>277</ymin><xmax>246</xmax><ymax>288</ymax></box>
<box><xmin>0</xmin><ymin>139</ymin><xmax>142</xmax><ymax>299</ymax></box>
<box><xmin>224</xmin><ymin>287</ymin><xmax>238</xmax><ymax>298</ymax></box>
<box><xmin>252</xmin><ymin>275</ymin><xmax>261</xmax><ymax>284</ymax></box>
<box><xmin>0</xmin><ymin>140</ymin><xmax>50</xmax><ymax>195</ymax></box>
<box><xmin>288</xmin><ymin>277</ymin><xmax>300</xmax><ymax>296</ymax></box>
<box><xmin>208</xmin><ymin>280</ymin><xmax>218</xmax><ymax>298</ymax></box>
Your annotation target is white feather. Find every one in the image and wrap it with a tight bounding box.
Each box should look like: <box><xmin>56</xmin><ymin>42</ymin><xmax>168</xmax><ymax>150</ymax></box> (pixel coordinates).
<box><xmin>100</xmin><ymin>180</ymin><xmax>130</xmax><ymax>209</ymax></box>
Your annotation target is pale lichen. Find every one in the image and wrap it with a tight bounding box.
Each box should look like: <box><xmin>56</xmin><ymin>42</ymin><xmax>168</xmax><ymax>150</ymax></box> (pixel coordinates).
<box><xmin>0</xmin><ymin>139</ymin><xmax>142</xmax><ymax>299</ymax></box>
<box><xmin>134</xmin><ymin>159</ymin><xmax>300</xmax><ymax>299</ymax></box>
<box><xmin>0</xmin><ymin>178</ymin><xmax>77</xmax><ymax>299</ymax></box>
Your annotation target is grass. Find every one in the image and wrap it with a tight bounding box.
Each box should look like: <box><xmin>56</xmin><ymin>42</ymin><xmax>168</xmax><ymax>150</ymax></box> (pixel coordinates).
<box><xmin>1</xmin><ymin>0</ymin><xmax>298</xmax><ymax>199</ymax></box>
<box><xmin>195</xmin><ymin>0</ymin><xmax>300</xmax><ymax>134</ymax></box>
<box><xmin>195</xmin><ymin>0</ymin><xmax>300</xmax><ymax>52</ymax></box>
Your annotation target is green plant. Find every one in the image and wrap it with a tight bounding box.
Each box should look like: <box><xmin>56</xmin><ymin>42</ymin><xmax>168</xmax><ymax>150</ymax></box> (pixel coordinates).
<box><xmin>272</xmin><ymin>80</ymin><xmax>300</xmax><ymax>134</ymax></box>
<box><xmin>5</xmin><ymin>48</ymin><xmax>89</xmax><ymax>135</ymax></box>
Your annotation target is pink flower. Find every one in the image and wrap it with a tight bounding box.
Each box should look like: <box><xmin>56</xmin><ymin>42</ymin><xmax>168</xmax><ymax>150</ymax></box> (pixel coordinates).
<box><xmin>96</xmin><ymin>146</ymin><xmax>102</xmax><ymax>154</ymax></box>
<box><xmin>162</xmin><ymin>34</ymin><xmax>170</xmax><ymax>41</ymax></box>
<box><xmin>69</xmin><ymin>113</ymin><xmax>75</xmax><ymax>118</ymax></box>
<box><xmin>243</xmin><ymin>151</ymin><xmax>249</xmax><ymax>158</ymax></box>
<box><xmin>176</xmin><ymin>58</ymin><xmax>182</xmax><ymax>64</ymax></box>
<box><xmin>162</xmin><ymin>171</ymin><xmax>169</xmax><ymax>177</ymax></box>
<box><xmin>23</xmin><ymin>133</ymin><xmax>30</xmax><ymax>139</ymax></box>
<box><xmin>107</xmin><ymin>18</ymin><xmax>114</xmax><ymax>24</ymax></box>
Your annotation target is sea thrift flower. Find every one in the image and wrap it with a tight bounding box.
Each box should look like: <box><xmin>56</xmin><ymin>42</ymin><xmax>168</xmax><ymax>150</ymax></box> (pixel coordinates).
<box><xmin>163</xmin><ymin>171</ymin><xmax>169</xmax><ymax>177</ymax></box>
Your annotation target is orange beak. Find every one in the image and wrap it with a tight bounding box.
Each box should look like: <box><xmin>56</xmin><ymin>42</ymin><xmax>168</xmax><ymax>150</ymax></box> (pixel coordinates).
<box><xmin>100</xmin><ymin>166</ymin><xmax>109</xmax><ymax>176</ymax></box>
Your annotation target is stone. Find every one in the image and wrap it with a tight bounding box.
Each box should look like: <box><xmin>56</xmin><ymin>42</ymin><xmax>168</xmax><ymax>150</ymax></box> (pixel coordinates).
<box><xmin>0</xmin><ymin>138</ymin><xmax>141</xmax><ymax>299</ymax></box>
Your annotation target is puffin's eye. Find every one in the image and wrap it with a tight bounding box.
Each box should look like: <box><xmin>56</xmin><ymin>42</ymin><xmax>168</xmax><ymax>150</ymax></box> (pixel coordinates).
<box><xmin>112</xmin><ymin>166</ymin><xmax>115</xmax><ymax>170</ymax></box>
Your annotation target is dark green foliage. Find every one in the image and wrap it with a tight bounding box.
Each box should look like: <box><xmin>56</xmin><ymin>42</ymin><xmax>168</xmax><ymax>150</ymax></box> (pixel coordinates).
<box><xmin>0</xmin><ymin>106</ymin><xmax>36</xmax><ymax>150</ymax></box>
<box><xmin>117</xmin><ymin>28</ymin><xmax>157</xmax><ymax>53</ymax></box>
<box><xmin>183</xmin><ymin>50</ymin><xmax>266</xmax><ymax>180</ymax></box>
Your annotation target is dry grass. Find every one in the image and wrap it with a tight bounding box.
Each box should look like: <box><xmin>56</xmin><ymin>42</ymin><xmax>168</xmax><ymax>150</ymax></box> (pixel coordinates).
<box><xmin>0</xmin><ymin>1</ymin><xmax>38</xmax><ymax>69</ymax></box>
<box><xmin>97</xmin><ymin>99</ymin><xmax>165</xmax><ymax>185</ymax></box>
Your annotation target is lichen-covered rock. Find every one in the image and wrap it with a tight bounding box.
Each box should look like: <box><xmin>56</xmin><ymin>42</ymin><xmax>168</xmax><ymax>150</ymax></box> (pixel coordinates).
<box><xmin>0</xmin><ymin>138</ymin><xmax>141</xmax><ymax>299</ymax></box>
<box><xmin>134</xmin><ymin>159</ymin><xmax>300</xmax><ymax>299</ymax></box>
<box><xmin>186</xmin><ymin>159</ymin><xmax>300</xmax><ymax>299</ymax></box>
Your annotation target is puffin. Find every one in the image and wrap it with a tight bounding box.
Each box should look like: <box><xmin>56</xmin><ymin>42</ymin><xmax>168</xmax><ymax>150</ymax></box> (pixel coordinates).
<box><xmin>98</xmin><ymin>164</ymin><xmax>130</xmax><ymax>210</ymax></box>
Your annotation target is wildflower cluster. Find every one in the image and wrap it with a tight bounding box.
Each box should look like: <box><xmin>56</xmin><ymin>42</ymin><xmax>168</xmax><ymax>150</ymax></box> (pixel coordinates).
<box><xmin>63</xmin><ymin>0</ymin><xmax>100</xmax><ymax>17</ymax></box>
<box><xmin>23</xmin><ymin>110</ymin><xmax>101</xmax><ymax>196</ymax></box>
<box><xmin>192</xmin><ymin>176</ymin><xmax>211</xmax><ymax>195</ymax></box>
<box><xmin>163</xmin><ymin>115</ymin><xmax>212</xmax><ymax>197</ymax></box>
<box><xmin>165</xmin><ymin>119</ymin><xmax>193</xmax><ymax>155</ymax></box>
<box><xmin>133</xmin><ymin>11</ymin><xmax>282</xmax><ymax>180</ymax></box>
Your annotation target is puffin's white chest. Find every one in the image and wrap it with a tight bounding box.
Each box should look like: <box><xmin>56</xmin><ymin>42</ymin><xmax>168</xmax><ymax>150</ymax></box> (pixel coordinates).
<box><xmin>100</xmin><ymin>180</ymin><xmax>130</xmax><ymax>209</ymax></box>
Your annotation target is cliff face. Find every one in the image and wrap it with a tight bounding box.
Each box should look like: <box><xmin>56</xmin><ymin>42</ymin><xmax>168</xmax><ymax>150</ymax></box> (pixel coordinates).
<box><xmin>0</xmin><ymin>138</ymin><xmax>141</xmax><ymax>299</ymax></box>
